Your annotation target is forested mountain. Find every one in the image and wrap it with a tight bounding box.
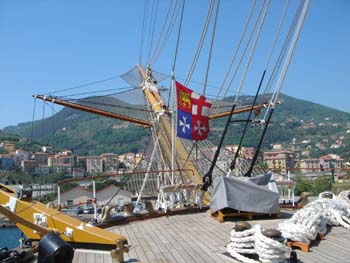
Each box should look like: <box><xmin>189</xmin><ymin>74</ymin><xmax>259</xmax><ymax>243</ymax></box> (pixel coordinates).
<box><xmin>3</xmin><ymin>94</ymin><xmax>350</xmax><ymax>158</ymax></box>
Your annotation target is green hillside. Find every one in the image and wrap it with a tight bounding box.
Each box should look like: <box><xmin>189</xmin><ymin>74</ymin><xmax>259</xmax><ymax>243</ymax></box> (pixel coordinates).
<box><xmin>4</xmin><ymin>108</ymin><xmax>150</xmax><ymax>155</ymax></box>
<box><xmin>208</xmin><ymin>94</ymin><xmax>350</xmax><ymax>158</ymax></box>
<box><xmin>3</xmin><ymin>94</ymin><xmax>350</xmax><ymax>158</ymax></box>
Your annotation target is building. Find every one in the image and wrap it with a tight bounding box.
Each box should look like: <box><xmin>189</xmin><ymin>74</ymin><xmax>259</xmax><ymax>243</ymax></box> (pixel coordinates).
<box><xmin>319</xmin><ymin>154</ymin><xmax>344</xmax><ymax>170</ymax></box>
<box><xmin>101</xmin><ymin>153</ymin><xmax>119</xmax><ymax>173</ymax></box>
<box><xmin>263</xmin><ymin>150</ymin><xmax>296</xmax><ymax>174</ymax></box>
<box><xmin>243</xmin><ymin>147</ymin><xmax>255</xmax><ymax>159</ymax></box>
<box><xmin>135</xmin><ymin>153</ymin><xmax>143</xmax><ymax>166</ymax></box>
<box><xmin>34</xmin><ymin>152</ymin><xmax>52</xmax><ymax>166</ymax></box>
<box><xmin>21</xmin><ymin>160</ymin><xmax>36</xmax><ymax>173</ymax></box>
<box><xmin>13</xmin><ymin>150</ymin><xmax>30</xmax><ymax>168</ymax></box>
<box><xmin>0</xmin><ymin>155</ymin><xmax>14</xmax><ymax>170</ymax></box>
<box><xmin>86</xmin><ymin>156</ymin><xmax>104</xmax><ymax>174</ymax></box>
<box><xmin>48</xmin><ymin>151</ymin><xmax>75</xmax><ymax>174</ymax></box>
<box><xmin>76</xmin><ymin>156</ymin><xmax>87</xmax><ymax>170</ymax></box>
<box><xmin>42</xmin><ymin>145</ymin><xmax>53</xmax><ymax>153</ymax></box>
<box><xmin>299</xmin><ymin>158</ymin><xmax>320</xmax><ymax>174</ymax></box>
<box><xmin>118</xmin><ymin>152</ymin><xmax>142</xmax><ymax>170</ymax></box>
<box><xmin>299</xmin><ymin>154</ymin><xmax>345</xmax><ymax>176</ymax></box>
<box><xmin>35</xmin><ymin>165</ymin><xmax>50</xmax><ymax>174</ymax></box>
<box><xmin>59</xmin><ymin>185</ymin><xmax>131</xmax><ymax>207</ymax></box>
<box><xmin>224</xmin><ymin>145</ymin><xmax>255</xmax><ymax>159</ymax></box>
<box><xmin>0</xmin><ymin>141</ymin><xmax>16</xmax><ymax>152</ymax></box>
<box><xmin>72</xmin><ymin>168</ymin><xmax>86</xmax><ymax>178</ymax></box>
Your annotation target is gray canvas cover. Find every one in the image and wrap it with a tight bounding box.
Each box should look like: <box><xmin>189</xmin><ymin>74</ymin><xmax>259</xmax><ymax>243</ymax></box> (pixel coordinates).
<box><xmin>210</xmin><ymin>173</ymin><xmax>280</xmax><ymax>214</ymax></box>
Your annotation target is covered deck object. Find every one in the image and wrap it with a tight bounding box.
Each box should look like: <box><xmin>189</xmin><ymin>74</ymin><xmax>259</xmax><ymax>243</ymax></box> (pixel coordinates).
<box><xmin>210</xmin><ymin>173</ymin><xmax>280</xmax><ymax>214</ymax></box>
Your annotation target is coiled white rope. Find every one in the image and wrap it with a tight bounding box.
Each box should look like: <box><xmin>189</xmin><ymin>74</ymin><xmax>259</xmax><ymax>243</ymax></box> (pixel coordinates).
<box><xmin>227</xmin><ymin>225</ymin><xmax>290</xmax><ymax>263</ymax></box>
<box><xmin>255</xmin><ymin>225</ymin><xmax>290</xmax><ymax>263</ymax></box>
<box><xmin>278</xmin><ymin>190</ymin><xmax>350</xmax><ymax>243</ymax></box>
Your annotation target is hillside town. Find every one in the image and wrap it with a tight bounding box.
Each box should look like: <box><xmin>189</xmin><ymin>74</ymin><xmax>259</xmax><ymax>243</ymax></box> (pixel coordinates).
<box><xmin>1</xmin><ymin>134</ymin><xmax>349</xmax><ymax>180</ymax></box>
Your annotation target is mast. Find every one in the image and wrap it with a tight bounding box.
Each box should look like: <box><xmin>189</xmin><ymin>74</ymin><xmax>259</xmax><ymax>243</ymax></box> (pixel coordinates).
<box><xmin>136</xmin><ymin>65</ymin><xmax>202</xmax><ymax>186</ymax></box>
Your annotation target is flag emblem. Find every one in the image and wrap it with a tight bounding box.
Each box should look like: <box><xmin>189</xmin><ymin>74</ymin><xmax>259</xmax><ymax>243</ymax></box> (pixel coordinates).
<box><xmin>176</xmin><ymin>81</ymin><xmax>211</xmax><ymax>141</ymax></box>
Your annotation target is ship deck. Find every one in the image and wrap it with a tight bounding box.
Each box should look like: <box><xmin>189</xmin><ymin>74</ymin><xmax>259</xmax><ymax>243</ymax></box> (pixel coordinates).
<box><xmin>72</xmin><ymin>210</ymin><xmax>350</xmax><ymax>263</ymax></box>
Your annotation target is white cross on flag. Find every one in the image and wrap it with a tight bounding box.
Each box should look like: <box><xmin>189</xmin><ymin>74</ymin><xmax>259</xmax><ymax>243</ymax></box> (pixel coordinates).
<box><xmin>176</xmin><ymin>81</ymin><xmax>212</xmax><ymax>141</ymax></box>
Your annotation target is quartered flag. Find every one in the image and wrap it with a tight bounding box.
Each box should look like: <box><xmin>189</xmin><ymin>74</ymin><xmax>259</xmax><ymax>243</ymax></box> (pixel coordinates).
<box><xmin>176</xmin><ymin>81</ymin><xmax>211</xmax><ymax>141</ymax></box>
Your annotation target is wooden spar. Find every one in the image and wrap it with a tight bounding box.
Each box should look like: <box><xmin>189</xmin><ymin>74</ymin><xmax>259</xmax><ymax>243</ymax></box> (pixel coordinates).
<box><xmin>209</xmin><ymin>102</ymin><xmax>270</xmax><ymax>120</ymax></box>
<box><xmin>136</xmin><ymin>64</ymin><xmax>164</xmax><ymax>113</ymax></box>
<box><xmin>136</xmin><ymin>65</ymin><xmax>207</xmax><ymax>199</ymax></box>
<box><xmin>0</xmin><ymin>183</ymin><xmax>128</xmax><ymax>261</ymax></box>
<box><xmin>33</xmin><ymin>94</ymin><xmax>151</xmax><ymax>127</ymax></box>
<box><xmin>0</xmin><ymin>204</ymin><xmax>51</xmax><ymax>235</ymax></box>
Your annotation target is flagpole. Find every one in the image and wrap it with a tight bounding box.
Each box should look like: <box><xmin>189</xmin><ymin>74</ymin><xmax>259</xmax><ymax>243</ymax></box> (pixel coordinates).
<box><xmin>171</xmin><ymin>73</ymin><xmax>175</xmax><ymax>185</ymax></box>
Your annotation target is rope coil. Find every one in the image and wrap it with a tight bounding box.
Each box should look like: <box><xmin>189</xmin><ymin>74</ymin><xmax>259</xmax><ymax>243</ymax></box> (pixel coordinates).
<box><xmin>227</xmin><ymin>224</ymin><xmax>290</xmax><ymax>263</ymax></box>
<box><xmin>278</xmin><ymin>190</ymin><xmax>350</xmax><ymax>244</ymax></box>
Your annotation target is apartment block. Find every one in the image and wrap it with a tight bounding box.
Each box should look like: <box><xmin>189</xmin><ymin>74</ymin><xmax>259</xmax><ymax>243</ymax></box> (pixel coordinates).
<box><xmin>263</xmin><ymin>150</ymin><xmax>296</xmax><ymax>174</ymax></box>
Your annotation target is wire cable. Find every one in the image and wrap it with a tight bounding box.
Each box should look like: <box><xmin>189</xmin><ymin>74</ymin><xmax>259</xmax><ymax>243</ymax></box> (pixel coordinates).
<box><xmin>147</xmin><ymin>0</ymin><xmax>159</xmax><ymax>64</ymax></box>
<box><xmin>139</xmin><ymin>0</ymin><xmax>149</xmax><ymax>64</ymax></box>
<box><xmin>203</xmin><ymin>0</ymin><xmax>220</xmax><ymax>97</ymax></box>
<box><xmin>149</xmin><ymin>0</ymin><xmax>174</xmax><ymax>64</ymax></box>
<box><xmin>30</xmin><ymin>98</ymin><xmax>37</xmax><ymax>142</ymax></box>
<box><xmin>45</xmin><ymin>75</ymin><xmax>120</xmax><ymax>95</ymax></box>
<box><xmin>172</xmin><ymin>0</ymin><xmax>186</xmax><ymax>73</ymax></box>
<box><xmin>184</xmin><ymin>0</ymin><xmax>215</xmax><ymax>86</ymax></box>
<box><xmin>214</xmin><ymin>0</ymin><xmax>257</xmax><ymax>102</ymax></box>
<box><xmin>150</xmin><ymin>1</ymin><xmax>181</xmax><ymax>66</ymax></box>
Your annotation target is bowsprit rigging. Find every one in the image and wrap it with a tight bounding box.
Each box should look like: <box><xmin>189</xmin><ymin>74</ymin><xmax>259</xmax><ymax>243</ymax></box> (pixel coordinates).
<box><xmin>21</xmin><ymin>0</ymin><xmax>312</xmax><ymax>234</ymax></box>
<box><xmin>30</xmin><ymin>0</ymin><xmax>310</xmax><ymax>199</ymax></box>
<box><xmin>0</xmin><ymin>2</ymin><xmax>313</xmax><ymax>262</ymax></box>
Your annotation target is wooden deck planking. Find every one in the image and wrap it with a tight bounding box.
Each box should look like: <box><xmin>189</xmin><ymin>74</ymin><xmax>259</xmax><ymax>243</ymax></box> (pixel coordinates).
<box><xmin>72</xmin><ymin>211</ymin><xmax>350</xmax><ymax>263</ymax></box>
<box><xmin>146</xmin><ymin>218</ymin><xmax>186</xmax><ymax>263</ymax></box>
<box><xmin>127</xmin><ymin>223</ymin><xmax>151</xmax><ymax>263</ymax></box>
<box><xmin>179</xmin><ymin>215</ymin><xmax>229</xmax><ymax>262</ymax></box>
<box><xmin>168</xmin><ymin>216</ymin><xmax>213</xmax><ymax>263</ymax></box>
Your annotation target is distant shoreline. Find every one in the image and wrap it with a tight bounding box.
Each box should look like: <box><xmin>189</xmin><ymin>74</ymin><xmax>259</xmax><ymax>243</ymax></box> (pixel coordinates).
<box><xmin>0</xmin><ymin>216</ymin><xmax>16</xmax><ymax>228</ymax></box>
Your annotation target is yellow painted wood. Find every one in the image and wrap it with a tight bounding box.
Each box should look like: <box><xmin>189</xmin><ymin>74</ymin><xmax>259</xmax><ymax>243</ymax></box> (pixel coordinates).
<box><xmin>0</xmin><ymin>184</ymin><xmax>127</xmax><ymax>252</ymax></box>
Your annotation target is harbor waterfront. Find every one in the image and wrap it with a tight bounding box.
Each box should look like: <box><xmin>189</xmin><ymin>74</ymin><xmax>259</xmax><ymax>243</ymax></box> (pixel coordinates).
<box><xmin>0</xmin><ymin>227</ymin><xmax>23</xmax><ymax>250</ymax></box>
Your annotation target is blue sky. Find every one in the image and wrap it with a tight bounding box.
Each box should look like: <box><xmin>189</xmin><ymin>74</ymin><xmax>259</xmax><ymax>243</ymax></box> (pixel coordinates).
<box><xmin>0</xmin><ymin>0</ymin><xmax>349</xmax><ymax>129</ymax></box>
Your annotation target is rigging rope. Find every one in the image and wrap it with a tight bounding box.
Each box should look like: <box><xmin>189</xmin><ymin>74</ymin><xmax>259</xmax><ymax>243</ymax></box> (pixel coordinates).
<box><xmin>184</xmin><ymin>0</ymin><xmax>215</xmax><ymax>86</ymax></box>
<box><xmin>202</xmin><ymin>0</ymin><xmax>270</xmax><ymax>189</ymax></box>
<box><xmin>214</xmin><ymin>0</ymin><xmax>265</xmax><ymax>112</ymax></box>
<box><xmin>262</xmin><ymin>0</ymin><xmax>302</xmax><ymax>102</ymax></box>
<box><xmin>202</xmin><ymin>0</ymin><xmax>220</xmax><ymax>97</ymax></box>
<box><xmin>264</xmin><ymin>0</ymin><xmax>290</xmax><ymax>71</ymax></box>
<box><xmin>50</xmin><ymin>101</ymin><xmax>55</xmax><ymax>150</ymax></box>
<box><xmin>139</xmin><ymin>0</ymin><xmax>149</xmax><ymax>64</ymax></box>
<box><xmin>45</xmin><ymin>75</ymin><xmax>120</xmax><ymax>96</ymax></box>
<box><xmin>41</xmin><ymin>99</ymin><xmax>46</xmax><ymax>146</ymax></box>
<box><xmin>231</xmin><ymin>0</ymin><xmax>271</xmax><ymax>105</ymax></box>
<box><xmin>215</xmin><ymin>0</ymin><xmax>257</xmax><ymax>102</ymax></box>
<box><xmin>30</xmin><ymin>98</ymin><xmax>37</xmax><ymax>142</ymax></box>
<box><xmin>172</xmin><ymin>0</ymin><xmax>185</xmax><ymax>73</ymax></box>
<box><xmin>150</xmin><ymin>1</ymin><xmax>181</xmax><ymax>66</ymax></box>
<box><xmin>56</xmin><ymin>87</ymin><xmax>132</xmax><ymax>99</ymax></box>
<box><xmin>229</xmin><ymin>0</ymin><xmax>290</xmax><ymax>176</ymax></box>
<box><xmin>68</xmin><ymin>99</ymin><xmax>151</xmax><ymax>113</ymax></box>
<box><xmin>147</xmin><ymin>0</ymin><xmax>159</xmax><ymax>64</ymax></box>
<box><xmin>182</xmin><ymin>0</ymin><xmax>219</xmax><ymax>167</ymax></box>
<box><xmin>149</xmin><ymin>1</ymin><xmax>174</xmax><ymax>65</ymax></box>
<box><xmin>227</xmin><ymin>224</ymin><xmax>290</xmax><ymax>263</ymax></box>
<box><xmin>145</xmin><ymin>0</ymin><xmax>156</xmax><ymax>65</ymax></box>
<box><xmin>228</xmin><ymin>70</ymin><xmax>266</xmax><ymax>175</ymax></box>
<box><xmin>278</xmin><ymin>190</ymin><xmax>350</xmax><ymax>244</ymax></box>
<box><xmin>263</xmin><ymin>0</ymin><xmax>307</xmax><ymax>122</ymax></box>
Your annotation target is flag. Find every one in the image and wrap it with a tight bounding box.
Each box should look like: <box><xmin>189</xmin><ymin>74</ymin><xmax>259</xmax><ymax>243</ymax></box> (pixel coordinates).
<box><xmin>176</xmin><ymin>81</ymin><xmax>211</xmax><ymax>141</ymax></box>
